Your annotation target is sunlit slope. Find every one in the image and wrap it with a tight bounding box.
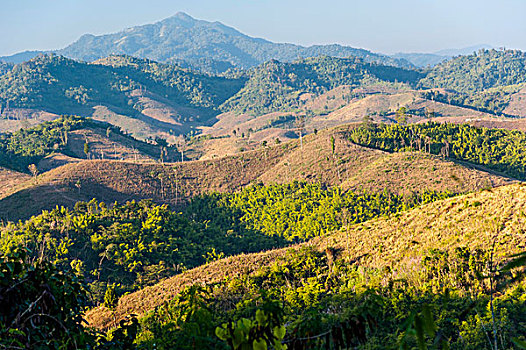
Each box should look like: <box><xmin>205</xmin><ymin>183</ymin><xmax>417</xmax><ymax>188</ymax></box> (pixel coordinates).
<box><xmin>0</xmin><ymin>126</ymin><xmax>514</xmax><ymax>221</ymax></box>
<box><xmin>85</xmin><ymin>183</ymin><xmax>526</xmax><ymax>329</ymax></box>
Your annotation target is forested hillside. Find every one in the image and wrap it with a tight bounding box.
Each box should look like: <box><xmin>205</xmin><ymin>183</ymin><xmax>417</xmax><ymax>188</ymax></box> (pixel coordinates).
<box><xmin>0</xmin><ymin>55</ymin><xmax>244</xmax><ymax>134</ymax></box>
<box><xmin>56</xmin><ymin>12</ymin><xmax>412</xmax><ymax>71</ymax></box>
<box><xmin>0</xmin><ymin>182</ymin><xmax>450</xmax><ymax>303</ymax></box>
<box><xmin>0</xmin><ymin>62</ymin><xmax>12</xmax><ymax>76</ymax></box>
<box><xmin>347</xmin><ymin>121</ymin><xmax>526</xmax><ymax>179</ymax></box>
<box><xmin>221</xmin><ymin>56</ymin><xmax>422</xmax><ymax>115</ymax></box>
<box><xmin>420</xmin><ymin>49</ymin><xmax>526</xmax><ymax>93</ymax></box>
<box><xmin>2</xmin><ymin>49</ymin><xmax>526</xmax><ymax>140</ymax></box>
<box><xmin>79</xmin><ymin>183</ymin><xmax>526</xmax><ymax>349</ymax></box>
<box><xmin>0</xmin><ymin>116</ymin><xmax>174</xmax><ymax>173</ymax></box>
<box><xmin>419</xmin><ymin>49</ymin><xmax>526</xmax><ymax>115</ymax></box>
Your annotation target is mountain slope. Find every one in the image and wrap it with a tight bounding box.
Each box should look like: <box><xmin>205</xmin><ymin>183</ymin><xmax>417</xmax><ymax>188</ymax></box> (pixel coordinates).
<box><xmin>0</xmin><ymin>116</ymin><xmax>180</xmax><ymax>174</ymax></box>
<box><xmin>0</xmin><ymin>55</ymin><xmax>244</xmax><ymax>137</ymax></box>
<box><xmin>0</xmin><ymin>62</ymin><xmax>12</xmax><ymax>76</ymax></box>
<box><xmin>220</xmin><ymin>56</ymin><xmax>422</xmax><ymax>115</ymax></box>
<box><xmin>0</xmin><ymin>126</ymin><xmax>514</xmax><ymax>221</ymax></box>
<box><xmin>417</xmin><ymin>49</ymin><xmax>526</xmax><ymax>115</ymax></box>
<box><xmin>391</xmin><ymin>52</ymin><xmax>449</xmax><ymax>68</ymax></box>
<box><xmin>0</xmin><ymin>55</ymin><xmax>420</xmax><ymax>136</ymax></box>
<box><xmin>56</xmin><ymin>12</ymin><xmax>412</xmax><ymax>71</ymax></box>
<box><xmin>85</xmin><ymin>182</ymin><xmax>526</xmax><ymax>329</ymax></box>
<box><xmin>392</xmin><ymin>45</ymin><xmax>494</xmax><ymax>68</ymax></box>
<box><xmin>0</xmin><ymin>13</ymin><xmax>411</xmax><ymax>72</ymax></box>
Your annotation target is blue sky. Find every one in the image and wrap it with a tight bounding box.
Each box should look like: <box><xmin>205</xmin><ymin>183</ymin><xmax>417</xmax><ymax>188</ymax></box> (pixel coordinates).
<box><xmin>1</xmin><ymin>0</ymin><xmax>525</xmax><ymax>56</ymax></box>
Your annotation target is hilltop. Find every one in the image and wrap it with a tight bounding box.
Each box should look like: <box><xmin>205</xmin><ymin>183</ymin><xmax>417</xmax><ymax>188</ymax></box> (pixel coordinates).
<box><xmin>2</xmin><ymin>50</ymin><xmax>526</xmax><ymax>142</ymax></box>
<box><xmin>85</xmin><ymin>182</ymin><xmax>526</xmax><ymax>329</ymax></box>
<box><xmin>0</xmin><ymin>116</ymin><xmax>180</xmax><ymax>174</ymax></box>
<box><xmin>220</xmin><ymin>56</ymin><xmax>422</xmax><ymax>116</ymax></box>
<box><xmin>0</xmin><ymin>125</ymin><xmax>514</xmax><ymax>221</ymax></box>
<box><xmin>0</xmin><ymin>55</ymin><xmax>243</xmax><ymax>138</ymax></box>
<box><xmin>419</xmin><ymin>49</ymin><xmax>526</xmax><ymax>116</ymax></box>
<box><xmin>0</xmin><ymin>55</ymin><xmax>418</xmax><ymax>139</ymax></box>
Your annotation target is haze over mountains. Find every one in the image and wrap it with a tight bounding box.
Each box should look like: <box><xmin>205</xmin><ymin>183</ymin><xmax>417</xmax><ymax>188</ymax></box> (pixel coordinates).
<box><xmin>0</xmin><ymin>12</ymin><xmax>412</xmax><ymax>71</ymax></box>
<box><xmin>0</xmin><ymin>12</ymin><xmax>494</xmax><ymax>71</ymax></box>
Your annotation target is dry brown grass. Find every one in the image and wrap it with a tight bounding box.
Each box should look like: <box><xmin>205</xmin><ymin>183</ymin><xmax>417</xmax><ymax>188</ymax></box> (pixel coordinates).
<box><xmin>85</xmin><ymin>183</ymin><xmax>526</xmax><ymax>329</ymax></box>
<box><xmin>0</xmin><ymin>125</ymin><xmax>514</xmax><ymax>221</ymax></box>
<box><xmin>503</xmin><ymin>86</ymin><xmax>526</xmax><ymax>117</ymax></box>
<box><xmin>258</xmin><ymin>127</ymin><xmax>513</xmax><ymax>194</ymax></box>
<box><xmin>0</xmin><ymin>167</ymin><xmax>30</xmax><ymax>198</ymax></box>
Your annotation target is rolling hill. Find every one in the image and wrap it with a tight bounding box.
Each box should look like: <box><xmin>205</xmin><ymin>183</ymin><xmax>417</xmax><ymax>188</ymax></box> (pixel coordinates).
<box><xmin>2</xmin><ymin>49</ymin><xmax>525</xmax><ymax>143</ymax></box>
<box><xmin>0</xmin><ymin>55</ymin><xmax>244</xmax><ymax>138</ymax></box>
<box><xmin>0</xmin><ymin>55</ymin><xmax>420</xmax><ymax>139</ymax></box>
<box><xmin>418</xmin><ymin>49</ymin><xmax>526</xmax><ymax>116</ymax></box>
<box><xmin>220</xmin><ymin>56</ymin><xmax>422</xmax><ymax>116</ymax></box>
<box><xmin>85</xmin><ymin>182</ymin><xmax>526</xmax><ymax>330</ymax></box>
<box><xmin>0</xmin><ymin>125</ymin><xmax>514</xmax><ymax>221</ymax></box>
<box><xmin>0</xmin><ymin>116</ymin><xmax>181</xmax><ymax>174</ymax></box>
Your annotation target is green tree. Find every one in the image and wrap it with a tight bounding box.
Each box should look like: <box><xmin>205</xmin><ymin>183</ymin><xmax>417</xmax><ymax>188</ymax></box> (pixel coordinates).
<box><xmin>84</xmin><ymin>141</ymin><xmax>90</xmax><ymax>159</ymax></box>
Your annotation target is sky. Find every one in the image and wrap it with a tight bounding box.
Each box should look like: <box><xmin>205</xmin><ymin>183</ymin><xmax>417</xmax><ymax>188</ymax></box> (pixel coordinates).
<box><xmin>1</xmin><ymin>0</ymin><xmax>525</xmax><ymax>56</ymax></box>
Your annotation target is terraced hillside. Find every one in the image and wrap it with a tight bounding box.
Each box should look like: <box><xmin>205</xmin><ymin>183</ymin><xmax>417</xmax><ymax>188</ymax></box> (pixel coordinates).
<box><xmin>86</xmin><ymin>182</ymin><xmax>526</xmax><ymax>329</ymax></box>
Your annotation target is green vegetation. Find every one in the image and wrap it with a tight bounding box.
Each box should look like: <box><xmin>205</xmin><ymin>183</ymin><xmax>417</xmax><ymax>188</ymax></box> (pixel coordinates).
<box><xmin>135</xmin><ymin>245</ymin><xmax>526</xmax><ymax>349</ymax></box>
<box><xmin>0</xmin><ymin>198</ymin><xmax>284</xmax><ymax>302</ymax></box>
<box><xmin>56</xmin><ymin>12</ymin><xmax>411</xmax><ymax>72</ymax></box>
<box><xmin>221</xmin><ymin>56</ymin><xmax>422</xmax><ymax>115</ymax></box>
<box><xmin>0</xmin><ymin>115</ymin><xmax>157</xmax><ymax>172</ymax></box>
<box><xmin>3</xmin><ymin>178</ymin><xmax>526</xmax><ymax>348</ymax></box>
<box><xmin>0</xmin><ymin>62</ymin><xmax>12</xmax><ymax>77</ymax></box>
<box><xmin>189</xmin><ymin>182</ymin><xmax>452</xmax><ymax>242</ymax></box>
<box><xmin>420</xmin><ymin>50</ymin><xmax>526</xmax><ymax>94</ymax></box>
<box><xmin>419</xmin><ymin>49</ymin><xmax>526</xmax><ymax>114</ymax></box>
<box><xmin>0</xmin><ymin>248</ymin><xmax>142</xmax><ymax>349</ymax></box>
<box><xmin>347</xmin><ymin>122</ymin><xmax>526</xmax><ymax>179</ymax></box>
<box><xmin>0</xmin><ymin>181</ymin><xmax>450</xmax><ymax>302</ymax></box>
<box><xmin>0</xmin><ymin>116</ymin><xmax>89</xmax><ymax>171</ymax></box>
<box><xmin>0</xmin><ymin>54</ymin><xmax>244</xmax><ymax>123</ymax></box>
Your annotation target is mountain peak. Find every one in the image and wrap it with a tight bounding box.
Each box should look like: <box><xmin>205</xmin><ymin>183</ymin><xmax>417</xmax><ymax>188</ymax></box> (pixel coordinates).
<box><xmin>161</xmin><ymin>11</ymin><xmax>199</xmax><ymax>26</ymax></box>
<box><xmin>172</xmin><ymin>12</ymin><xmax>195</xmax><ymax>20</ymax></box>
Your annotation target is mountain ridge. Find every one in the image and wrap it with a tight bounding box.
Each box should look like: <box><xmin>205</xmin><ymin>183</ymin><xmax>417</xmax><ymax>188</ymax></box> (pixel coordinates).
<box><xmin>0</xmin><ymin>12</ymin><xmax>413</xmax><ymax>72</ymax></box>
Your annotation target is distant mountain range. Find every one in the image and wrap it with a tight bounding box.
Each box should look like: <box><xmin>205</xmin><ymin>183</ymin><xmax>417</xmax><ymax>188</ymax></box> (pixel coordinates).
<box><xmin>0</xmin><ymin>13</ymin><xmax>498</xmax><ymax>71</ymax></box>
<box><xmin>0</xmin><ymin>12</ymin><xmax>413</xmax><ymax>72</ymax></box>
<box><xmin>0</xmin><ymin>49</ymin><xmax>524</xmax><ymax>140</ymax></box>
<box><xmin>392</xmin><ymin>44</ymin><xmax>494</xmax><ymax>68</ymax></box>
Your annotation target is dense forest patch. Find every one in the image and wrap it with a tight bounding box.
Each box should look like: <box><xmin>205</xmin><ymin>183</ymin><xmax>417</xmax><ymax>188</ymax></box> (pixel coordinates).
<box><xmin>347</xmin><ymin>121</ymin><xmax>526</xmax><ymax>180</ymax></box>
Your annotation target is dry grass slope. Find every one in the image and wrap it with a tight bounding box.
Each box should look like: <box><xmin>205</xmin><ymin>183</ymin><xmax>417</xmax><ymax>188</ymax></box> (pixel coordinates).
<box><xmin>86</xmin><ymin>183</ymin><xmax>526</xmax><ymax>329</ymax></box>
<box><xmin>0</xmin><ymin>125</ymin><xmax>515</xmax><ymax>220</ymax></box>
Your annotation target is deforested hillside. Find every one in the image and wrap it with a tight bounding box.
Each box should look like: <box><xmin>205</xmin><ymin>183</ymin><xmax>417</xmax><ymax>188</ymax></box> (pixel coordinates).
<box><xmin>0</xmin><ymin>167</ymin><xmax>30</xmax><ymax>198</ymax></box>
<box><xmin>418</xmin><ymin>49</ymin><xmax>526</xmax><ymax>115</ymax></box>
<box><xmin>0</xmin><ymin>55</ymin><xmax>244</xmax><ymax>137</ymax></box>
<box><xmin>220</xmin><ymin>56</ymin><xmax>422</xmax><ymax>116</ymax></box>
<box><xmin>0</xmin><ymin>116</ymin><xmax>179</xmax><ymax>173</ymax></box>
<box><xmin>0</xmin><ymin>124</ymin><xmax>515</xmax><ymax>222</ymax></box>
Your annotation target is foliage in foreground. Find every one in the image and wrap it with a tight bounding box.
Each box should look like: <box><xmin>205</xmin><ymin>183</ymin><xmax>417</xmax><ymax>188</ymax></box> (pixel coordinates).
<box><xmin>0</xmin><ymin>248</ymin><xmax>139</xmax><ymax>349</ymax></box>
<box><xmin>135</xmin><ymin>246</ymin><xmax>526</xmax><ymax>349</ymax></box>
<box><xmin>1</xmin><ymin>182</ymin><xmax>449</xmax><ymax>305</ymax></box>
